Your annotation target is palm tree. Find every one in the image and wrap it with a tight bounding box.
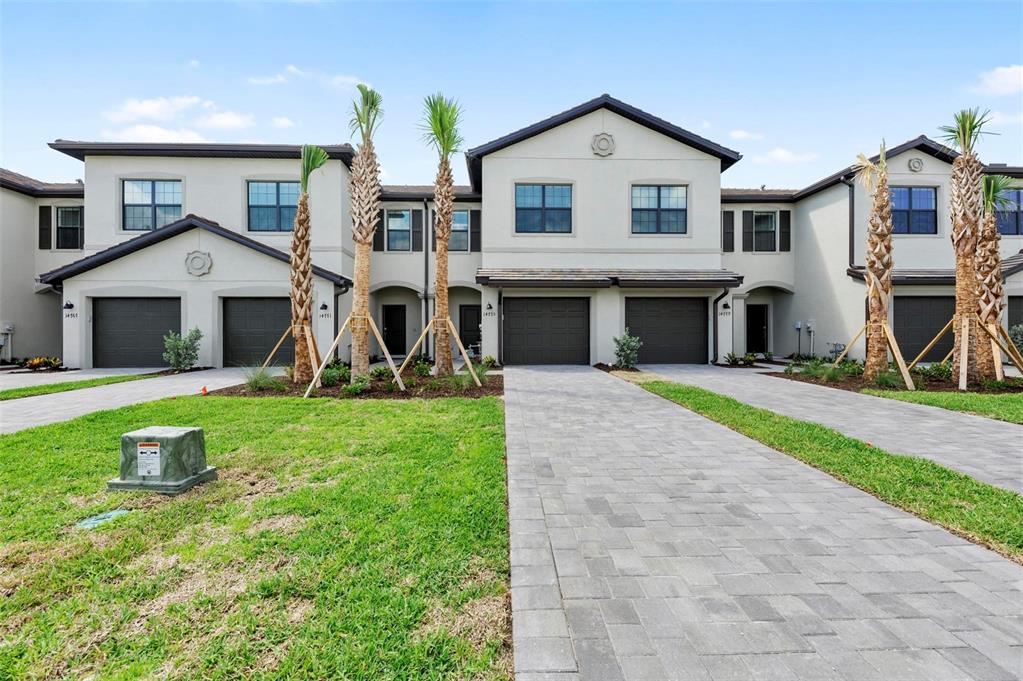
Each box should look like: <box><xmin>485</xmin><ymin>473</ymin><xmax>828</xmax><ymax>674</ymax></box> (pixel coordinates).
<box><xmin>976</xmin><ymin>174</ymin><xmax>1015</xmax><ymax>379</ymax></box>
<box><xmin>348</xmin><ymin>84</ymin><xmax>383</xmax><ymax>381</ymax></box>
<box><xmin>938</xmin><ymin>109</ymin><xmax>990</xmax><ymax>388</ymax></box>
<box><xmin>420</xmin><ymin>93</ymin><xmax>464</xmax><ymax>377</ymax></box>
<box><xmin>855</xmin><ymin>143</ymin><xmax>894</xmax><ymax>381</ymax></box>
<box><xmin>290</xmin><ymin>144</ymin><xmax>329</xmax><ymax>384</ymax></box>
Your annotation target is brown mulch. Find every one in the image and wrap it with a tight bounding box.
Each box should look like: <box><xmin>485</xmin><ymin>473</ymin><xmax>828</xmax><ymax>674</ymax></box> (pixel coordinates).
<box><xmin>594</xmin><ymin>363</ymin><xmax>639</xmax><ymax>373</ymax></box>
<box><xmin>768</xmin><ymin>371</ymin><xmax>1023</xmax><ymax>394</ymax></box>
<box><xmin>208</xmin><ymin>374</ymin><xmax>503</xmax><ymax>400</ymax></box>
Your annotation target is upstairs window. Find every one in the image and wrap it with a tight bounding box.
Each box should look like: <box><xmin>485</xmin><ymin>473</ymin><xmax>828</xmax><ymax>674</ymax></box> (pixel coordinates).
<box><xmin>56</xmin><ymin>206</ymin><xmax>83</xmax><ymax>249</ymax></box>
<box><xmin>515</xmin><ymin>184</ymin><xmax>571</xmax><ymax>233</ymax></box>
<box><xmin>996</xmin><ymin>189</ymin><xmax>1022</xmax><ymax>236</ymax></box>
<box><xmin>754</xmin><ymin>212</ymin><xmax>776</xmax><ymax>251</ymax></box>
<box><xmin>631</xmin><ymin>185</ymin><xmax>687</xmax><ymax>234</ymax></box>
<box><xmin>450</xmin><ymin>210</ymin><xmax>469</xmax><ymax>251</ymax></box>
<box><xmin>248</xmin><ymin>181</ymin><xmax>300</xmax><ymax>231</ymax></box>
<box><xmin>387</xmin><ymin>209</ymin><xmax>411</xmax><ymax>251</ymax></box>
<box><xmin>890</xmin><ymin>186</ymin><xmax>937</xmax><ymax>234</ymax></box>
<box><xmin>123</xmin><ymin>180</ymin><xmax>182</xmax><ymax>231</ymax></box>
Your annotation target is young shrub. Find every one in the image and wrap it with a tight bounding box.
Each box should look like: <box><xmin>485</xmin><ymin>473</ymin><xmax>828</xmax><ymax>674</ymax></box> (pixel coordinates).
<box><xmin>370</xmin><ymin>365</ymin><xmax>392</xmax><ymax>380</ymax></box>
<box><xmin>1010</xmin><ymin>324</ymin><xmax>1023</xmax><ymax>353</ymax></box>
<box><xmin>613</xmin><ymin>328</ymin><xmax>642</xmax><ymax>369</ymax></box>
<box><xmin>783</xmin><ymin>362</ymin><xmax>800</xmax><ymax>375</ymax></box>
<box><xmin>913</xmin><ymin>362</ymin><xmax>952</xmax><ymax>382</ymax></box>
<box><xmin>819</xmin><ymin>366</ymin><xmax>845</xmax><ymax>382</ymax></box>
<box><xmin>742</xmin><ymin>353</ymin><xmax>757</xmax><ymax>367</ymax></box>
<box><xmin>404</xmin><ymin>376</ymin><xmax>418</xmax><ymax>389</ymax></box>
<box><xmin>724</xmin><ymin>352</ymin><xmax>743</xmax><ymax>367</ymax></box>
<box><xmin>874</xmin><ymin>371</ymin><xmax>901</xmax><ymax>388</ymax></box>
<box><xmin>481</xmin><ymin>355</ymin><xmax>498</xmax><ymax>368</ymax></box>
<box><xmin>341</xmin><ymin>375</ymin><xmax>370</xmax><ymax>396</ymax></box>
<box><xmin>453</xmin><ymin>371</ymin><xmax>475</xmax><ymax>391</ymax></box>
<box><xmin>413</xmin><ymin>358</ymin><xmax>432</xmax><ymax>377</ymax></box>
<box><xmin>320</xmin><ymin>366</ymin><xmax>345</xmax><ymax>387</ymax></box>
<box><xmin>763</xmin><ymin>351</ymin><xmax>774</xmax><ymax>361</ymax></box>
<box><xmin>244</xmin><ymin>366</ymin><xmax>286</xmax><ymax>392</ymax></box>
<box><xmin>163</xmin><ymin>328</ymin><xmax>202</xmax><ymax>372</ymax></box>
<box><xmin>24</xmin><ymin>356</ymin><xmax>60</xmax><ymax>371</ymax></box>
<box><xmin>839</xmin><ymin>360</ymin><xmax>864</xmax><ymax>377</ymax></box>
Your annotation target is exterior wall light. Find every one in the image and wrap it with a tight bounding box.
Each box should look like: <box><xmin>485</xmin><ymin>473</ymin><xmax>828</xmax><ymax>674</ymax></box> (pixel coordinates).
<box><xmin>486</xmin><ymin>302</ymin><xmax>493</xmax><ymax>310</ymax></box>
<box><xmin>319</xmin><ymin>303</ymin><xmax>329</xmax><ymax>311</ymax></box>
<box><xmin>722</xmin><ymin>302</ymin><xmax>730</xmax><ymax>310</ymax></box>
<box><xmin>63</xmin><ymin>301</ymin><xmax>75</xmax><ymax>310</ymax></box>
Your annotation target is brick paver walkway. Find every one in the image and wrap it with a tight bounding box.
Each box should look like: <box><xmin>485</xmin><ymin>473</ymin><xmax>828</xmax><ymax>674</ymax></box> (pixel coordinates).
<box><xmin>647</xmin><ymin>365</ymin><xmax>1023</xmax><ymax>495</ymax></box>
<box><xmin>504</xmin><ymin>366</ymin><xmax>1022</xmax><ymax>681</ymax></box>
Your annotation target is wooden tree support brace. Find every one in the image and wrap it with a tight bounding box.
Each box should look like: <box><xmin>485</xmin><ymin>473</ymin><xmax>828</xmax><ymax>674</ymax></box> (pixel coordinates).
<box><xmin>978</xmin><ymin>320</ymin><xmax>1023</xmax><ymax>375</ymax></box>
<box><xmin>881</xmin><ymin>321</ymin><xmax>915</xmax><ymax>391</ymax></box>
<box><xmin>396</xmin><ymin>319</ymin><xmax>435</xmax><ymax>377</ymax></box>
<box><xmin>260</xmin><ymin>327</ymin><xmax>292</xmax><ymax>371</ymax></box>
<box><xmin>989</xmin><ymin>324</ymin><xmax>1005</xmax><ymax>382</ymax></box>
<box><xmin>367</xmin><ymin>315</ymin><xmax>405</xmax><ymax>391</ymax></box>
<box><xmin>392</xmin><ymin>317</ymin><xmax>481</xmax><ymax>387</ymax></box>
<box><xmin>303</xmin><ymin>315</ymin><xmax>352</xmax><ymax>398</ymax></box>
<box><xmin>998</xmin><ymin>325</ymin><xmax>1023</xmax><ymax>369</ymax></box>
<box><xmin>958</xmin><ymin>317</ymin><xmax>970</xmax><ymax>392</ymax></box>
<box><xmin>907</xmin><ymin>318</ymin><xmax>953</xmax><ymax>371</ymax></box>
<box><xmin>831</xmin><ymin>324</ymin><xmax>867</xmax><ymax>367</ymax></box>
<box><xmin>447</xmin><ymin>317</ymin><xmax>481</xmax><ymax>387</ymax></box>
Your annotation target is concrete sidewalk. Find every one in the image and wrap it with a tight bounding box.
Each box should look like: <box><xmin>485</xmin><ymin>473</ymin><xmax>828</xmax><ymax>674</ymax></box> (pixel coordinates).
<box><xmin>0</xmin><ymin>367</ymin><xmax>162</xmax><ymax>390</ymax></box>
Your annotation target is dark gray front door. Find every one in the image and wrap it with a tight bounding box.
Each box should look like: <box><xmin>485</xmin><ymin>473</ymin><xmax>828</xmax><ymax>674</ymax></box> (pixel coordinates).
<box><xmin>746</xmin><ymin>304</ymin><xmax>769</xmax><ymax>355</ymax></box>
<box><xmin>93</xmin><ymin>297</ymin><xmax>181</xmax><ymax>368</ymax></box>
<box><xmin>625</xmin><ymin>297</ymin><xmax>708</xmax><ymax>364</ymax></box>
<box><xmin>382</xmin><ymin>305</ymin><xmax>406</xmax><ymax>356</ymax></box>
<box><xmin>503</xmin><ymin>297</ymin><xmax>589</xmax><ymax>365</ymax></box>
<box><xmin>1010</xmin><ymin>296</ymin><xmax>1022</xmax><ymax>329</ymax></box>
<box><xmin>894</xmin><ymin>296</ymin><xmax>954</xmax><ymax>362</ymax></box>
<box><xmin>460</xmin><ymin>304</ymin><xmax>482</xmax><ymax>353</ymax></box>
<box><xmin>223</xmin><ymin>297</ymin><xmax>292</xmax><ymax>367</ymax></box>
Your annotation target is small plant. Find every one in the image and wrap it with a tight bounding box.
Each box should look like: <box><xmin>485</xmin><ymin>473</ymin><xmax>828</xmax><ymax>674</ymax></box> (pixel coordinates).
<box><xmin>838</xmin><ymin>360</ymin><xmax>863</xmax><ymax>377</ymax></box>
<box><xmin>452</xmin><ymin>372</ymin><xmax>476</xmax><ymax>391</ymax></box>
<box><xmin>162</xmin><ymin>328</ymin><xmax>202</xmax><ymax>372</ymax></box>
<box><xmin>370</xmin><ymin>365</ymin><xmax>392</xmax><ymax>380</ymax></box>
<box><xmin>724</xmin><ymin>352</ymin><xmax>743</xmax><ymax>366</ymax></box>
<box><xmin>342</xmin><ymin>375</ymin><xmax>370</xmax><ymax>396</ymax></box>
<box><xmin>913</xmin><ymin>362</ymin><xmax>951</xmax><ymax>382</ymax></box>
<box><xmin>23</xmin><ymin>356</ymin><xmax>61</xmax><ymax>371</ymax></box>
<box><xmin>404</xmin><ymin>376</ymin><xmax>418</xmax><ymax>389</ymax></box>
<box><xmin>762</xmin><ymin>351</ymin><xmax>774</xmax><ymax>361</ymax></box>
<box><xmin>743</xmin><ymin>353</ymin><xmax>756</xmax><ymax>366</ymax></box>
<box><xmin>613</xmin><ymin>328</ymin><xmax>642</xmax><ymax>369</ymax></box>
<box><xmin>320</xmin><ymin>366</ymin><xmax>346</xmax><ymax>387</ymax></box>
<box><xmin>803</xmin><ymin>361</ymin><xmax>843</xmax><ymax>382</ymax></box>
<box><xmin>783</xmin><ymin>362</ymin><xmax>800</xmax><ymax>375</ymax></box>
<box><xmin>874</xmin><ymin>371</ymin><xmax>901</xmax><ymax>388</ymax></box>
<box><xmin>244</xmin><ymin>366</ymin><xmax>286</xmax><ymax>392</ymax></box>
<box><xmin>980</xmin><ymin>378</ymin><xmax>1015</xmax><ymax>391</ymax></box>
<box><xmin>413</xmin><ymin>359</ymin><xmax>432</xmax><ymax>377</ymax></box>
<box><xmin>480</xmin><ymin>355</ymin><xmax>498</xmax><ymax>368</ymax></box>
<box><xmin>1010</xmin><ymin>324</ymin><xmax>1023</xmax><ymax>353</ymax></box>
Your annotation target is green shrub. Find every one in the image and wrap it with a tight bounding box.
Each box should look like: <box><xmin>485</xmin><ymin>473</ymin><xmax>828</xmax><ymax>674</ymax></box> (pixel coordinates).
<box><xmin>480</xmin><ymin>355</ymin><xmax>498</xmax><ymax>368</ymax></box>
<box><xmin>743</xmin><ymin>353</ymin><xmax>757</xmax><ymax>366</ymax></box>
<box><xmin>467</xmin><ymin>361</ymin><xmax>490</xmax><ymax>385</ymax></box>
<box><xmin>163</xmin><ymin>327</ymin><xmax>202</xmax><ymax>372</ymax></box>
<box><xmin>839</xmin><ymin>360</ymin><xmax>863</xmax><ymax>377</ymax></box>
<box><xmin>404</xmin><ymin>376</ymin><xmax>418</xmax><ymax>389</ymax></box>
<box><xmin>724</xmin><ymin>352</ymin><xmax>743</xmax><ymax>366</ymax></box>
<box><xmin>613</xmin><ymin>328</ymin><xmax>642</xmax><ymax>369</ymax></box>
<box><xmin>725</xmin><ymin>352</ymin><xmax>756</xmax><ymax>367</ymax></box>
<box><xmin>980</xmin><ymin>378</ymin><xmax>1016</xmax><ymax>391</ymax></box>
<box><xmin>244</xmin><ymin>366</ymin><xmax>286</xmax><ymax>392</ymax></box>
<box><xmin>23</xmin><ymin>356</ymin><xmax>62</xmax><ymax>371</ymax></box>
<box><xmin>413</xmin><ymin>359</ymin><xmax>432</xmax><ymax>377</ymax></box>
<box><xmin>1010</xmin><ymin>324</ymin><xmax>1023</xmax><ymax>353</ymax></box>
<box><xmin>763</xmin><ymin>351</ymin><xmax>774</xmax><ymax>361</ymax></box>
<box><xmin>803</xmin><ymin>362</ymin><xmax>844</xmax><ymax>382</ymax></box>
<box><xmin>452</xmin><ymin>372</ymin><xmax>475</xmax><ymax>391</ymax></box>
<box><xmin>342</xmin><ymin>376</ymin><xmax>370</xmax><ymax>396</ymax></box>
<box><xmin>783</xmin><ymin>362</ymin><xmax>800</xmax><ymax>375</ymax></box>
<box><xmin>370</xmin><ymin>365</ymin><xmax>392</xmax><ymax>380</ymax></box>
<box><xmin>874</xmin><ymin>371</ymin><xmax>901</xmax><ymax>388</ymax></box>
<box><xmin>320</xmin><ymin>366</ymin><xmax>346</xmax><ymax>387</ymax></box>
<box><xmin>913</xmin><ymin>362</ymin><xmax>951</xmax><ymax>381</ymax></box>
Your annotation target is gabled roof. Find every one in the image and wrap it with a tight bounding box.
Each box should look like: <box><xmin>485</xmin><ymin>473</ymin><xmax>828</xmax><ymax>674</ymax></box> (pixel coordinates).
<box><xmin>1</xmin><ymin>168</ymin><xmax>84</xmax><ymax>198</ymax></box>
<box><xmin>49</xmin><ymin>140</ymin><xmax>355</xmax><ymax>167</ymax></box>
<box><xmin>464</xmin><ymin>94</ymin><xmax>742</xmax><ymax>191</ymax></box>
<box><xmin>846</xmin><ymin>250</ymin><xmax>1023</xmax><ymax>285</ymax></box>
<box><xmin>380</xmin><ymin>184</ymin><xmax>481</xmax><ymax>202</ymax></box>
<box><xmin>38</xmin><ymin>214</ymin><xmax>351</xmax><ymax>288</ymax></box>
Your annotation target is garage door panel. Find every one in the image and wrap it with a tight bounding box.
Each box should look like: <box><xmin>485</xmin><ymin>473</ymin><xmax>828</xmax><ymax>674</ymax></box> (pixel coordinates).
<box><xmin>894</xmin><ymin>296</ymin><xmax>955</xmax><ymax>363</ymax></box>
<box><xmin>625</xmin><ymin>297</ymin><xmax>708</xmax><ymax>364</ymax></box>
<box><xmin>1010</xmin><ymin>296</ymin><xmax>1022</xmax><ymax>329</ymax></box>
<box><xmin>503</xmin><ymin>297</ymin><xmax>589</xmax><ymax>365</ymax></box>
<box><xmin>93</xmin><ymin>298</ymin><xmax>181</xmax><ymax>368</ymax></box>
<box><xmin>223</xmin><ymin>297</ymin><xmax>293</xmax><ymax>367</ymax></box>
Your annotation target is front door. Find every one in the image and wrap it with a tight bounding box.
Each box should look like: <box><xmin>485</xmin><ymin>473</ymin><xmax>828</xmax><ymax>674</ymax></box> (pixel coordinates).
<box><xmin>746</xmin><ymin>304</ymin><xmax>769</xmax><ymax>355</ymax></box>
<box><xmin>460</xmin><ymin>305</ymin><xmax>482</xmax><ymax>354</ymax></box>
<box><xmin>382</xmin><ymin>305</ymin><xmax>406</xmax><ymax>356</ymax></box>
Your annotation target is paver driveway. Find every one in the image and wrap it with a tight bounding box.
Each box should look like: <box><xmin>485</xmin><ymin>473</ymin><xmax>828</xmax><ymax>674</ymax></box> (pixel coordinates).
<box><xmin>648</xmin><ymin>365</ymin><xmax>1023</xmax><ymax>495</ymax></box>
<box><xmin>504</xmin><ymin>366</ymin><xmax>1023</xmax><ymax>681</ymax></box>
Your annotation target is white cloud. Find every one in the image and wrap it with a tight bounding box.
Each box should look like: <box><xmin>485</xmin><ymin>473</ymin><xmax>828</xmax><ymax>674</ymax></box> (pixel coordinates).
<box><xmin>285</xmin><ymin>64</ymin><xmax>306</xmax><ymax>76</ymax></box>
<box><xmin>730</xmin><ymin>129</ymin><xmax>764</xmax><ymax>140</ymax></box>
<box><xmin>187</xmin><ymin>59</ymin><xmax>200</xmax><ymax>69</ymax></box>
<box><xmin>971</xmin><ymin>65</ymin><xmax>1023</xmax><ymax>96</ymax></box>
<box><xmin>196</xmin><ymin>110</ymin><xmax>256</xmax><ymax>130</ymax></box>
<box><xmin>272</xmin><ymin>116</ymin><xmax>295</xmax><ymax>129</ymax></box>
<box><xmin>248</xmin><ymin>73</ymin><xmax>287</xmax><ymax>85</ymax></box>
<box><xmin>101</xmin><ymin>125</ymin><xmax>208</xmax><ymax>143</ymax></box>
<box><xmin>752</xmin><ymin>147</ymin><xmax>819</xmax><ymax>164</ymax></box>
<box><xmin>247</xmin><ymin>64</ymin><xmax>365</xmax><ymax>89</ymax></box>
<box><xmin>329</xmin><ymin>74</ymin><xmax>362</xmax><ymax>88</ymax></box>
<box><xmin>105</xmin><ymin>95</ymin><xmax>203</xmax><ymax>123</ymax></box>
<box><xmin>989</xmin><ymin>110</ymin><xmax>1023</xmax><ymax>126</ymax></box>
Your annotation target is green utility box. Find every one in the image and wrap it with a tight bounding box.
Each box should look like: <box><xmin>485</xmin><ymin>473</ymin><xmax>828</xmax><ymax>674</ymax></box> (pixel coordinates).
<box><xmin>108</xmin><ymin>426</ymin><xmax>217</xmax><ymax>495</ymax></box>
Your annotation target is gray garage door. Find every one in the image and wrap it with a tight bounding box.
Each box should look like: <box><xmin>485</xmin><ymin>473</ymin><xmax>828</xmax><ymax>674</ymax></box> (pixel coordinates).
<box><xmin>223</xmin><ymin>297</ymin><xmax>293</xmax><ymax>367</ymax></box>
<box><xmin>93</xmin><ymin>297</ymin><xmax>181</xmax><ymax>368</ymax></box>
<box><xmin>1010</xmin><ymin>296</ymin><xmax>1022</xmax><ymax>329</ymax></box>
<box><xmin>894</xmin><ymin>296</ymin><xmax>954</xmax><ymax>363</ymax></box>
<box><xmin>625</xmin><ymin>297</ymin><xmax>708</xmax><ymax>364</ymax></box>
<box><xmin>503</xmin><ymin>298</ymin><xmax>589</xmax><ymax>365</ymax></box>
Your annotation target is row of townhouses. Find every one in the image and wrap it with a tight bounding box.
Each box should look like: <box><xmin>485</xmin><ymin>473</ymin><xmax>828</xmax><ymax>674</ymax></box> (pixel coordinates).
<box><xmin>2</xmin><ymin>94</ymin><xmax>1022</xmax><ymax>369</ymax></box>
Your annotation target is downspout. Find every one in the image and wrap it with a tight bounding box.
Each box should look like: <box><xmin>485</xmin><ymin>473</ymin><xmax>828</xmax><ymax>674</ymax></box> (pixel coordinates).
<box><xmin>711</xmin><ymin>288</ymin><xmax>730</xmax><ymax>364</ymax></box>
<box><xmin>842</xmin><ymin>177</ymin><xmax>855</xmax><ymax>268</ymax></box>
<box><xmin>423</xmin><ymin>198</ymin><xmax>431</xmax><ymax>359</ymax></box>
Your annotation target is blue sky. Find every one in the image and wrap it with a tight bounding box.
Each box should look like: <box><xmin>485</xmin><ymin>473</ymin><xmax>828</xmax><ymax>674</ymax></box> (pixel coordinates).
<box><xmin>2</xmin><ymin>1</ymin><xmax>1021</xmax><ymax>190</ymax></box>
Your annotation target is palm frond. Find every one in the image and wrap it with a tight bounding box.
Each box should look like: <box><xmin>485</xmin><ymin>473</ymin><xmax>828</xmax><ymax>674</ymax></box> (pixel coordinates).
<box><xmin>349</xmin><ymin>84</ymin><xmax>383</xmax><ymax>143</ymax></box>
<box><xmin>419</xmin><ymin>93</ymin><xmax>464</xmax><ymax>158</ymax></box>
<box><xmin>982</xmin><ymin>174</ymin><xmax>1018</xmax><ymax>215</ymax></box>
<box><xmin>300</xmin><ymin>144</ymin><xmax>330</xmax><ymax>193</ymax></box>
<box><xmin>937</xmin><ymin>108</ymin><xmax>993</xmax><ymax>153</ymax></box>
<box><xmin>853</xmin><ymin>141</ymin><xmax>887</xmax><ymax>192</ymax></box>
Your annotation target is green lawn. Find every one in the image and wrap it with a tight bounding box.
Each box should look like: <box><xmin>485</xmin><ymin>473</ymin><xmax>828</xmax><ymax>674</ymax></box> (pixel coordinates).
<box><xmin>0</xmin><ymin>373</ymin><xmax>152</xmax><ymax>401</ymax></box>
<box><xmin>0</xmin><ymin>396</ymin><xmax>510</xmax><ymax>680</ymax></box>
<box><xmin>863</xmin><ymin>389</ymin><xmax>1023</xmax><ymax>425</ymax></box>
<box><xmin>636</xmin><ymin>378</ymin><xmax>1023</xmax><ymax>561</ymax></box>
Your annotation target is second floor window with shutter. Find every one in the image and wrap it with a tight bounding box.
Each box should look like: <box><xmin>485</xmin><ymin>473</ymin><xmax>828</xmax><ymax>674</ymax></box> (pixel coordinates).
<box><xmin>248</xmin><ymin>181</ymin><xmax>300</xmax><ymax>231</ymax></box>
<box><xmin>515</xmin><ymin>184</ymin><xmax>572</xmax><ymax>233</ymax></box>
<box><xmin>450</xmin><ymin>210</ymin><xmax>470</xmax><ymax>251</ymax></box>
<box><xmin>123</xmin><ymin>180</ymin><xmax>182</xmax><ymax>231</ymax></box>
<box><xmin>754</xmin><ymin>212</ymin><xmax>776</xmax><ymax>252</ymax></box>
<box><xmin>996</xmin><ymin>189</ymin><xmax>1022</xmax><ymax>236</ymax></box>
<box><xmin>632</xmin><ymin>185</ymin><xmax>687</xmax><ymax>234</ymax></box>
<box><xmin>387</xmin><ymin>210</ymin><xmax>411</xmax><ymax>251</ymax></box>
<box><xmin>56</xmin><ymin>206</ymin><xmax>83</xmax><ymax>249</ymax></box>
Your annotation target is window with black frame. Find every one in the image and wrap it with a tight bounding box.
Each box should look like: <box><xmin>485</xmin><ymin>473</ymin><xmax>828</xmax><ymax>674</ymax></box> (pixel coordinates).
<box><xmin>248</xmin><ymin>181</ymin><xmax>300</xmax><ymax>231</ymax></box>
<box><xmin>997</xmin><ymin>189</ymin><xmax>1022</xmax><ymax>236</ymax></box>
<box><xmin>890</xmin><ymin>186</ymin><xmax>937</xmax><ymax>234</ymax></box>
<box><xmin>450</xmin><ymin>210</ymin><xmax>469</xmax><ymax>251</ymax></box>
<box><xmin>631</xmin><ymin>185</ymin><xmax>687</xmax><ymax>234</ymax></box>
<box><xmin>754</xmin><ymin>212</ymin><xmax>776</xmax><ymax>251</ymax></box>
<box><xmin>387</xmin><ymin>209</ymin><xmax>411</xmax><ymax>251</ymax></box>
<box><xmin>56</xmin><ymin>206</ymin><xmax>83</xmax><ymax>249</ymax></box>
<box><xmin>122</xmin><ymin>180</ymin><xmax>182</xmax><ymax>231</ymax></box>
<box><xmin>515</xmin><ymin>184</ymin><xmax>571</xmax><ymax>233</ymax></box>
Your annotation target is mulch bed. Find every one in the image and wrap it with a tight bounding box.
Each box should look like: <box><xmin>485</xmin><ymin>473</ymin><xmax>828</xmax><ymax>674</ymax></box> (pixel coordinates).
<box><xmin>594</xmin><ymin>363</ymin><xmax>639</xmax><ymax>373</ymax></box>
<box><xmin>768</xmin><ymin>371</ymin><xmax>1023</xmax><ymax>394</ymax></box>
<box><xmin>208</xmin><ymin>373</ymin><xmax>503</xmax><ymax>400</ymax></box>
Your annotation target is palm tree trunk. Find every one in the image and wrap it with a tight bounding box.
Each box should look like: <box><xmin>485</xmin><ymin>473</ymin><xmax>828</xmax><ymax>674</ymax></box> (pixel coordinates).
<box><xmin>433</xmin><ymin>156</ymin><xmax>454</xmax><ymax>376</ymax></box>
<box><xmin>975</xmin><ymin>212</ymin><xmax>1004</xmax><ymax>379</ymax></box>
<box><xmin>290</xmin><ymin>193</ymin><xmax>314</xmax><ymax>383</ymax></box>
<box><xmin>950</xmin><ymin>152</ymin><xmax>983</xmax><ymax>387</ymax></box>
<box><xmin>348</xmin><ymin>138</ymin><xmax>380</xmax><ymax>380</ymax></box>
<box><xmin>351</xmin><ymin>239</ymin><xmax>372</xmax><ymax>378</ymax></box>
<box><xmin>864</xmin><ymin>173</ymin><xmax>893</xmax><ymax>380</ymax></box>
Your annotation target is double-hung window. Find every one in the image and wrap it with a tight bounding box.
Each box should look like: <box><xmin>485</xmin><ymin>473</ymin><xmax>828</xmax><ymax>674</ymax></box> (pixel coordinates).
<box><xmin>387</xmin><ymin>209</ymin><xmax>411</xmax><ymax>251</ymax></box>
<box><xmin>890</xmin><ymin>186</ymin><xmax>937</xmax><ymax>234</ymax></box>
<box><xmin>248</xmin><ymin>181</ymin><xmax>300</xmax><ymax>231</ymax></box>
<box><xmin>631</xmin><ymin>185</ymin><xmax>687</xmax><ymax>234</ymax></box>
<box><xmin>754</xmin><ymin>212</ymin><xmax>777</xmax><ymax>252</ymax></box>
<box><xmin>515</xmin><ymin>184</ymin><xmax>571</xmax><ymax>233</ymax></box>
<box><xmin>56</xmin><ymin>206</ymin><xmax>83</xmax><ymax>249</ymax></box>
<box><xmin>123</xmin><ymin>180</ymin><xmax>182</xmax><ymax>231</ymax></box>
<box><xmin>450</xmin><ymin>210</ymin><xmax>470</xmax><ymax>251</ymax></box>
<box><xmin>997</xmin><ymin>189</ymin><xmax>1022</xmax><ymax>236</ymax></box>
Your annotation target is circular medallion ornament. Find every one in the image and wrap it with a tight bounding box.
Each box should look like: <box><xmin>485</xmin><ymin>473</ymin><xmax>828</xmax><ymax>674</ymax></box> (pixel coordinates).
<box><xmin>185</xmin><ymin>250</ymin><xmax>213</xmax><ymax>277</ymax></box>
<box><xmin>591</xmin><ymin>133</ymin><xmax>615</xmax><ymax>157</ymax></box>
<box><xmin>907</xmin><ymin>158</ymin><xmax>924</xmax><ymax>173</ymax></box>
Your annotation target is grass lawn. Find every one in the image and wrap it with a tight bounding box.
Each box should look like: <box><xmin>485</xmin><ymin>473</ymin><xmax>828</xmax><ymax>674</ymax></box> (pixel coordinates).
<box><xmin>0</xmin><ymin>373</ymin><xmax>152</xmax><ymax>401</ymax></box>
<box><xmin>631</xmin><ymin>377</ymin><xmax>1023</xmax><ymax>562</ymax></box>
<box><xmin>863</xmin><ymin>389</ymin><xmax>1023</xmax><ymax>425</ymax></box>
<box><xmin>0</xmin><ymin>396</ymin><xmax>509</xmax><ymax>680</ymax></box>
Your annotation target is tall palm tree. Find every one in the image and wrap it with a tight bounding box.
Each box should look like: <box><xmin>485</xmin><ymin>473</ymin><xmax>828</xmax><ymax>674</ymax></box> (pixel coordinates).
<box><xmin>290</xmin><ymin>144</ymin><xmax>329</xmax><ymax>384</ymax></box>
<box><xmin>939</xmin><ymin>109</ymin><xmax>990</xmax><ymax>388</ymax></box>
<box><xmin>348</xmin><ymin>84</ymin><xmax>383</xmax><ymax>381</ymax></box>
<box><xmin>420</xmin><ymin>93</ymin><xmax>464</xmax><ymax>377</ymax></box>
<box><xmin>976</xmin><ymin>174</ymin><xmax>1015</xmax><ymax>379</ymax></box>
<box><xmin>855</xmin><ymin>143</ymin><xmax>894</xmax><ymax>381</ymax></box>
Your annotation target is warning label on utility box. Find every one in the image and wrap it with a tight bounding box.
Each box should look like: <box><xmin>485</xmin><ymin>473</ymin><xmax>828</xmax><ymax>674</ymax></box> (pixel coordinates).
<box><xmin>137</xmin><ymin>442</ymin><xmax>161</xmax><ymax>476</ymax></box>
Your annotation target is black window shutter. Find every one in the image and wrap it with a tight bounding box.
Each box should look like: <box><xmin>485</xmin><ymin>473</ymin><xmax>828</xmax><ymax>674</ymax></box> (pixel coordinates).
<box><xmin>779</xmin><ymin>210</ymin><xmax>791</xmax><ymax>251</ymax></box>
<box><xmin>38</xmin><ymin>206</ymin><xmax>52</xmax><ymax>250</ymax></box>
<box><xmin>431</xmin><ymin>211</ymin><xmax>437</xmax><ymax>252</ymax></box>
<box><xmin>742</xmin><ymin>211</ymin><xmax>754</xmax><ymax>252</ymax></box>
<box><xmin>372</xmin><ymin>210</ymin><xmax>385</xmax><ymax>251</ymax></box>
<box><xmin>722</xmin><ymin>211</ymin><xmax>734</xmax><ymax>252</ymax></box>
<box><xmin>470</xmin><ymin>209</ymin><xmax>481</xmax><ymax>252</ymax></box>
<box><xmin>78</xmin><ymin>206</ymin><xmax>85</xmax><ymax>248</ymax></box>
<box><xmin>411</xmin><ymin>209</ymin><xmax>424</xmax><ymax>252</ymax></box>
